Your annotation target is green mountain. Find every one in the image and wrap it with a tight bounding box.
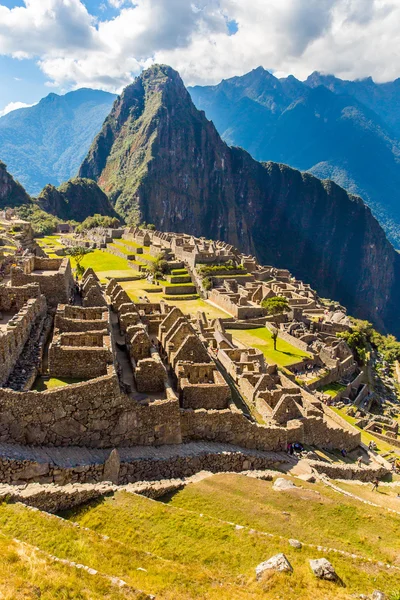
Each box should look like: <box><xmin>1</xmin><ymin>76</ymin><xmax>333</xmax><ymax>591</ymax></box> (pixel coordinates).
<box><xmin>189</xmin><ymin>68</ymin><xmax>400</xmax><ymax>247</ymax></box>
<box><xmin>79</xmin><ymin>64</ymin><xmax>400</xmax><ymax>336</ymax></box>
<box><xmin>0</xmin><ymin>88</ymin><xmax>116</xmax><ymax>195</ymax></box>
<box><xmin>37</xmin><ymin>177</ymin><xmax>117</xmax><ymax>222</ymax></box>
<box><xmin>0</xmin><ymin>160</ymin><xmax>32</xmax><ymax>209</ymax></box>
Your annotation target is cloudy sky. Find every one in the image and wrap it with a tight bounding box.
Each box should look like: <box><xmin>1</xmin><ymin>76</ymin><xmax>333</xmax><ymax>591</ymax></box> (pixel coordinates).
<box><xmin>0</xmin><ymin>0</ymin><xmax>400</xmax><ymax>115</ymax></box>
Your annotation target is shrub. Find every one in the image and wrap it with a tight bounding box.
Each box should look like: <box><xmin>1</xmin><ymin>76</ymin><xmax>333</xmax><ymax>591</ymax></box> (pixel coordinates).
<box><xmin>76</xmin><ymin>214</ymin><xmax>120</xmax><ymax>232</ymax></box>
<box><xmin>197</xmin><ymin>263</ymin><xmax>244</xmax><ymax>276</ymax></box>
<box><xmin>202</xmin><ymin>276</ymin><xmax>213</xmax><ymax>291</ymax></box>
<box><xmin>261</xmin><ymin>296</ymin><xmax>290</xmax><ymax>315</ymax></box>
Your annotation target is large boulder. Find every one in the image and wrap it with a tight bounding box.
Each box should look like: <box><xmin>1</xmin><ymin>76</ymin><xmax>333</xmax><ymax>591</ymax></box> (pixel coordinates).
<box><xmin>272</xmin><ymin>477</ymin><xmax>296</xmax><ymax>491</ymax></box>
<box><xmin>256</xmin><ymin>553</ymin><xmax>293</xmax><ymax>580</ymax></box>
<box><xmin>309</xmin><ymin>558</ymin><xmax>338</xmax><ymax>581</ymax></box>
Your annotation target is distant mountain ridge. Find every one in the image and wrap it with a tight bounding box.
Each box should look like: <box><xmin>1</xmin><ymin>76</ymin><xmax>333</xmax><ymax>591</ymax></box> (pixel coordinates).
<box><xmin>79</xmin><ymin>64</ymin><xmax>400</xmax><ymax>336</ymax></box>
<box><xmin>0</xmin><ymin>88</ymin><xmax>116</xmax><ymax>195</ymax></box>
<box><xmin>189</xmin><ymin>68</ymin><xmax>400</xmax><ymax>247</ymax></box>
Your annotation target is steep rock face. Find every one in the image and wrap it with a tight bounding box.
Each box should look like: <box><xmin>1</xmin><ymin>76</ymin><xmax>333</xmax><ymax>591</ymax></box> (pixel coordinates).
<box><xmin>190</xmin><ymin>68</ymin><xmax>400</xmax><ymax>248</ymax></box>
<box><xmin>37</xmin><ymin>177</ymin><xmax>116</xmax><ymax>221</ymax></box>
<box><xmin>0</xmin><ymin>161</ymin><xmax>32</xmax><ymax>209</ymax></box>
<box><xmin>80</xmin><ymin>65</ymin><xmax>400</xmax><ymax>335</ymax></box>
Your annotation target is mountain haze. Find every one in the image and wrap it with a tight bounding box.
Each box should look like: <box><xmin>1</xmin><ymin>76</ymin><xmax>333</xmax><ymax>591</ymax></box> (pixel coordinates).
<box><xmin>80</xmin><ymin>64</ymin><xmax>400</xmax><ymax>336</ymax></box>
<box><xmin>0</xmin><ymin>89</ymin><xmax>116</xmax><ymax>195</ymax></box>
<box><xmin>189</xmin><ymin>68</ymin><xmax>400</xmax><ymax>246</ymax></box>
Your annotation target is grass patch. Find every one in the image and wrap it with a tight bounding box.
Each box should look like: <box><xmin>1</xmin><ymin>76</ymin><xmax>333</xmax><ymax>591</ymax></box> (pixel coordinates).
<box><xmin>80</xmin><ymin>250</ymin><xmax>132</xmax><ymax>281</ymax></box>
<box><xmin>2</xmin><ymin>475</ymin><xmax>400</xmax><ymax>597</ymax></box>
<box><xmin>321</xmin><ymin>382</ymin><xmax>347</xmax><ymax>397</ymax></box>
<box><xmin>171</xmin><ymin>269</ymin><xmax>188</xmax><ymax>275</ymax></box>
<box><xmin>66</xmin><ymin>475</ymin><xmax>400</xmax><ymax>599</ymax></box>
<box><xmin>0</xmin><ymin>535</ymin><xmax>133</xmax><ymax>600</ymax></box>
<box><xmin>36</xmin><ymin>235</ymin><xmax>64</xmax><ymax>248</ymax></box>
<box><xmin>228</xmin><ymin>327</ymin><xmax>311</xmax><ymax>367</ymax></box>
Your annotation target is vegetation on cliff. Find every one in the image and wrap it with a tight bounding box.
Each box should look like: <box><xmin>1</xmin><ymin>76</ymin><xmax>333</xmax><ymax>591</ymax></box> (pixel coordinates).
<box><xmin>0</xmin><ymin>160</ymin><xmax>32</xmax><ymax>209</ymax></box>
<box><xmin>190</xmin><ymin>67</ymin><xmax>400</xmax><ymax>248</ymax></box>
<box><xmin>37</xmin><ymin>177</ymin><xmax>117</xmax><ymax>222</ymax></box>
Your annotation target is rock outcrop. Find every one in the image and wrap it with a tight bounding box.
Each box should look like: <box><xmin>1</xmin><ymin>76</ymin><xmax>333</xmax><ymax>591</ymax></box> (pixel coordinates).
<box><xmin>80</xmin><ymin>64</ymin><xmax>400</xmax><ymax>336</ymax></box>
<box><xmin>37</xmin><ymin>177</ymin><xmax>116</xmax><ymax>221</ymax></box>
<box><xmin>0</xmin><ymin>161</ymin><xmax>32</xmax><ymax>209</ymax></box>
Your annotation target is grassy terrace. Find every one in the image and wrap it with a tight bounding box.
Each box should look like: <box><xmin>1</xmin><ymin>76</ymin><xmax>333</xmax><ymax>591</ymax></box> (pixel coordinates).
<box><xmin>332</xmin><ymin>406</ymin><xmax>400</xmax><ymax>461</ymax></box>
<box><xmin>36</xmin><ymin>234</ymin><xmax>65</xmax><ymax>248</ymax></box>
<box><xmin>120</xmin><ymin>279</ymin><xmax>230</xmax><ymax>318</ymax></box>
<box><xmin>321</xmin><ymin>382</ymin><xmax>348</xmax><ymax>397</ymax></box>
<box><xmin>61</xmin><ymin>473</ymin><xmax>400</xmax><ymax>599</ymax></box>
<box><xmin>1</xmin><ymin>457</ymin><xmax>400</xmax><ymax>597</ymax></box>
<box><xmin>80</xmin><ymin>250</ymin><xmax>134</xmax><ymax>282</ymax></box>
<box><xmin>227</xmin><ymin>327</ymin><xmax>311</xmax><ymax>367</ymax></box>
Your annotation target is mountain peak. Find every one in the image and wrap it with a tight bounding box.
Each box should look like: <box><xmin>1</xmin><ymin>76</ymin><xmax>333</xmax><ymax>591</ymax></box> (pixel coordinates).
<box><xmin>78</xmin><ymin>64</ymin><xmax>400</xmax><ymax>335</ymax></box>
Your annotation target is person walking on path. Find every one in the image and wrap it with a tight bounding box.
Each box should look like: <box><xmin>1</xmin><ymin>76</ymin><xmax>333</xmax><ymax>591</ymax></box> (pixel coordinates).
<box><xmin>372</xmin><ymin>478</ymin><xmax>379</xmax><ymax>492</ymax></box>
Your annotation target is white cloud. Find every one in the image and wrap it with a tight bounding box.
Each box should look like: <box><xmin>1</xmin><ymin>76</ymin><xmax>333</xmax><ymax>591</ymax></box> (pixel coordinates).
<box><xmin>0</xmin><ymin>0</ymin><xmax>399</xmax><ymax>91</ymax></box>
<box><xmin>0</xmin><ymin>101</ymin><xmax>36</xmax><ymax>117</ymax></box>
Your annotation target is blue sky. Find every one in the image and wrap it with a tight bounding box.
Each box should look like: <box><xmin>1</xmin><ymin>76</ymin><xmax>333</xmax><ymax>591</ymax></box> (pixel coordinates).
<box><xmin>0</xmin><ymin>0</ymin><xmax>399</xmax><ymax>116</ymax></box>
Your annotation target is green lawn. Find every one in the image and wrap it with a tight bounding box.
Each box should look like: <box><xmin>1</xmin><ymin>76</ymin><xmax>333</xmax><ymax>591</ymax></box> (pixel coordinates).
<box><xmin>227</xmin><ymin>327</ymin><xmax>311</xmax><ymax>367</ymax></box>
<box><xmin>79</xmin><ymin>250</ymin><xmax>133</xmax><ymax>281</ymax></box>
<box><xmin>321</xmin><ymin>382</ymin><xmax>347</xmax><ymax>397</ymax></box>
<box><xmin>36</xmin><ymin>235</ymin><xmax>64</xmax><ymax>248</ymax></box>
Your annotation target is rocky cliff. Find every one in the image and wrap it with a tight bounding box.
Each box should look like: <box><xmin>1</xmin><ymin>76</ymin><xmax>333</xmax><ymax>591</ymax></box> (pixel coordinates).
<box><xmin>80</xmin><ymin>64</ymin><xmax>400</xmax><ymax>336</ymax></box>
<box><xmin>0</xmin><ymin>161</ymin><xmax>32</xmax><ymax>209</ymax></box>
<box><xmin>37</xmin><ymin>177</ymin><xmax>116</xmax><ymax>222</ymax></box>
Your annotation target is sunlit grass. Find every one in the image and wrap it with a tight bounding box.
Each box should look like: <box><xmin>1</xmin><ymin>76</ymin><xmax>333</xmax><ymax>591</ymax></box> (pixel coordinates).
<box><xmin>227</xmin><ymin>327</ymin><xmax>311</xmax><ymax>367</ymax></box>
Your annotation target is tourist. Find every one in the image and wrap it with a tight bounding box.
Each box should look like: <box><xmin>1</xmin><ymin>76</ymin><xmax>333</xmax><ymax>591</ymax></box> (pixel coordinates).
<box><xmin>371</xmin><ymin>478</ymin><xmax>379</xmax><ymax>492</ymax></box>
<box><xmin>356</xmin><ymin>456</ymin><xmax>363</xmax><ymax>468</ymax></box>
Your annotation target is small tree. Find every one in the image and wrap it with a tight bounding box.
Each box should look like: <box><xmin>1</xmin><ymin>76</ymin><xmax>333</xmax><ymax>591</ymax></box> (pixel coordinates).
<box><xmin>261</xmin><ymin>295</ymin><xmax>290</xmax><ymax>315</ymax></box>
<box><xmin>202</xmin><ymin>276</ymin><xmax>212</xmax><ymax>291</ymax></box>
<box><xmin>270</xmin><ymin>326</ymin><xmax>278</xmax><ymax>351</ymax></box>
<box><xmin>65</xmin><ymin>246</ymin><xmax>93</xmax><ymax>277</ymax></box>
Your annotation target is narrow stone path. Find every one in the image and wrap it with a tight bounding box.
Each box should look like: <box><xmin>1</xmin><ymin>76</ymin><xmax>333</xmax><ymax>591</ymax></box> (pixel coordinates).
<box><xmin>0</xmin><ymin>440</ymin><xmax>294</xmax><ymax>468</ymax></box>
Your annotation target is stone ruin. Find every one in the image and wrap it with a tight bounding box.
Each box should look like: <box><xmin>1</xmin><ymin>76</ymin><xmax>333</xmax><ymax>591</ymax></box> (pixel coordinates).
<box><xmin>0</xmin><ymin>227</ymin><xmax>379</xmax><ymax>498</ymax></box>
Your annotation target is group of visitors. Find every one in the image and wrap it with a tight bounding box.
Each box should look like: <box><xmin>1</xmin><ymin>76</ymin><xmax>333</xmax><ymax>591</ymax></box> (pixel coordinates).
<box><xmin>286</xmin><ymin>442</ymin><xmax>304</xmax><ymax>456</ymax></box>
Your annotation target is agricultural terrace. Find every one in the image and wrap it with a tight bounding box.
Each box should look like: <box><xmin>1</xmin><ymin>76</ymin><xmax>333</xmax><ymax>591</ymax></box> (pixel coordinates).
<box><xmin>227</xmin><ymin>327</ymin><xmax>311</xmax><ymax>367</ymax></box>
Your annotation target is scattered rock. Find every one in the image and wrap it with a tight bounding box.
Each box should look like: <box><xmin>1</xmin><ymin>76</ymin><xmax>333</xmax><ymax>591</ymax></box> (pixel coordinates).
<box><xmin>288</xmin><ymin>539</ymin><xmax>302</xmax><ymax>549</ymax></box>
<box><xmin>103</xmin><ymin>449</ymin><xmax>120</xmax><ymax>485</ymax></box>
<box><xmin>273</xmin><ymin>478</ymin><xmax>296</xmax><ymax>491</ymax></box>
<box><xmin>371</xmin><ymin>592</ymin><xmax>386</xmax><ymax>600</ymax></box>
<box><xmin>297</xmin><ymin>473</ymin><xmax>316</xmax><ymax>483</ymax></box>
<box><xmin>309</xmin><ymin>558</ymin><xmax>338</xmax><ymax>581</ymax></box>
<box><xmin>256</xmin><ymin>553</ymin><xmax>293</xmax><ymax>580</ymax></box>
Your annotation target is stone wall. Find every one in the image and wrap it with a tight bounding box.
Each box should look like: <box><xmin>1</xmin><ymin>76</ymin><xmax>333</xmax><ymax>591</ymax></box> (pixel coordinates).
<box><xmin>0</xmin><ymin>372</ymin><xmax>182</xmax><ymax>447</ymax></box>
<box><xmin>54</xmin><ymin>305</ymin><xmax>109</xmax><ymax>333</ymax></box>
<box><xmin>11</xmin><ymin>257</ymin><xmax>73</xmax><ymax>306</ymax></box>
<box><xmin>48</xmin><ymin>340</ymin><xmax>112</xmax><ymax>379</ymax></box>
<box><xmin>0</xmin><ymin>294</ymin><xmax>47</xmax><ymax>385</ymax></box>
<box><xmin>180</xmin><ymin>408</ymin><xmax>360</xmax><ymax>452</ymax></box>
<box><xmin>307</xmin><ymin>460</ymin><xmax>389</xmax><ymax>482</ymax></box>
